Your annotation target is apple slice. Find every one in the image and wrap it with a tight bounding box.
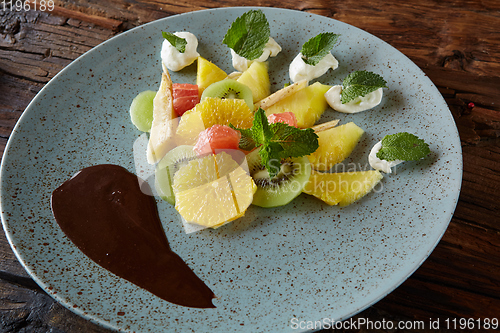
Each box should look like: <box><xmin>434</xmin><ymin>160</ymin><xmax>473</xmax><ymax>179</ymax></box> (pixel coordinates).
<box><xmin>147</xmin><ymin>70</ymin><xmax>178</xmax><ymax>164</ymax></box>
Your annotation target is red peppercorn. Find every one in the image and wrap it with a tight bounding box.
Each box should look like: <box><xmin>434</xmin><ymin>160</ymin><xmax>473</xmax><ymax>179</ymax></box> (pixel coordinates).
<box><xmin>467</xmin><ymin>102</ymin><xmax>475</xmax><ymax>109</ymax></box>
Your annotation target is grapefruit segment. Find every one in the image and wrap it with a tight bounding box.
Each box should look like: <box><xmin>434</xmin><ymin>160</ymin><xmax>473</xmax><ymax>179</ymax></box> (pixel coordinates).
<box><xmin>194</xmin><ymin>125</ymin><xmax>242</xmax><ymax>155</ymax></box>
<box><xmin>172</xmin><ymin>83</ymin><xmax>200</xmax><ymax>116</ymax></box>
<box><xmin>267</xmin><ymin>112</ymin><xmax>298</xmax><ymax>127</ymax></box>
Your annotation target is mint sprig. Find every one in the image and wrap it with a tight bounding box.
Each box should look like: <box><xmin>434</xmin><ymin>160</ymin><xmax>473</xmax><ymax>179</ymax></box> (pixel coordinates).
<box><xmin>231</xmin><ymin>109</ymin><xmax>319</xmax><ymax>178</ymax></box>
<box><xmin>341</xmin><ymin>70</ymin><xmax>387</xmax><ymax>104</ymax></box>
<box><xmin>301</xmin><ymin>32</ymin><xmax>340</xmax><ymax>66</ymax></box>
<box><xmin>376</xmin><ymin>132</ymin><xmax>431</xmax><ymax>161</ymax></box>
<box><xmin>162</xmin><ymin>32</ymin><xmax>187</xmax><ymax>53</ymax></box>
<box><xmin>222</xmin><ymin>9</ymin><xmax>270</xmax><ymax>61</ymax></box>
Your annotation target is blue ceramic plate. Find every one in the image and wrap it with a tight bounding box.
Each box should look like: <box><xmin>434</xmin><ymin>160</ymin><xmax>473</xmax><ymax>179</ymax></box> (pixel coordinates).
<box><xmin>1</xmin><ymin>7</ymin><xmax>462</xmax><ymax>333</ymax></box>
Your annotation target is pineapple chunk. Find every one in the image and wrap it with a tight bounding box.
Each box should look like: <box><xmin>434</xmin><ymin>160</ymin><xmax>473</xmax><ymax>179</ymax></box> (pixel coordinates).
<box><xmin>264</xmin><ymin>82</ymin><xmax>331</xmax><ymax>128</ymax></box>
<box><xmin>197</xmin><ymin>56</ymin><xmax>227</xmax><ymax>94</ymax></box>
<box><xmin>307</xmin><ymin>122</ymin><xmax>364</xmax><ymax>171</ymax></box>
<box><xmin>237</xmin><ymin>61</ymin><xmax>270</xmax><ymax>103</ymax></box>
<box><xmin>147</xmin><ymin>71</ymin><xmax>178</xmax><ymax>164</ymax></box>
<box><xmin>254</xmin><ymin>79</ymin><xmax>308</xmax><ymax>111</ymax></box>
<box><xmin>303</xmin><ymin>170</ymin><xmax>383</xmax><ymax>206</ymax></box>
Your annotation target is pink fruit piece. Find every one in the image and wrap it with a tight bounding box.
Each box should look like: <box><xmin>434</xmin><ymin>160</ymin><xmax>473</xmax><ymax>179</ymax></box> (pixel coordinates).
<box><xmin>194</xmin><ymin>124</ymin><xmax>242</xmax><ymax>155</ymax></box>
<box><xmin>267</xmin><ymin>112</ymin><xmax>298</xmax><ymax>127</ymax></box>
<box><xmin>173</xmin><ymin>83</ymin><xmax>200</xmax><ymax>116</ymax></box>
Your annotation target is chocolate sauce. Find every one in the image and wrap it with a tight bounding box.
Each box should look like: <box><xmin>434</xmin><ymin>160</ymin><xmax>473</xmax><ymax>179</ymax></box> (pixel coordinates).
<box><xmin>51</xmin><ymin>164</ymin><xmax>215</xmax><ymax>308</ymax></box>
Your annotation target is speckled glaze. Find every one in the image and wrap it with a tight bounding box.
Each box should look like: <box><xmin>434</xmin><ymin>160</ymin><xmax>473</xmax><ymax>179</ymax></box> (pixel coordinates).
<box><xmin>0</xmin><ymin>7</ymin><xmax>462</xmax><ymax>333</ymax></box>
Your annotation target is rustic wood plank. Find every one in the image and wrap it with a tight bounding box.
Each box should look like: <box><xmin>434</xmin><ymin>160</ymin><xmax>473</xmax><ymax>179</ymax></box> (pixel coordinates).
<box><xmin>418</xmin><ymin>62</ymin><xmax>500</xmax><ymax>145</ymax></box>
<box><xmin>425</xmin><ymin>221</ymin><xmax>500</xmax><ymax>295</ymax></box>
<box><xmin>419</xmin><ymin>64</ymin><xmax>499</xmax><ymax>102</ymax></box>
<box><xmin>0</xmin><ymin>74</ymin><xmax>40</xmax><ymax>142</ymax></box>
<box><xmin>45</xmin><ymin>0</ymin><xmax>500</xmax><ymax>78</ymax></box>
<box><xmin>332</xmin><ymin>1</ymin><xmax>500</xmax><ymax>77</ymax></box>
<box><xmin>0</xmin><ymin>138</ymin><xmax>7</xmax><ymax>156</ymax></box>
<box><xmin>52</xmin><ymin>0</ymin><xmax>175</xmax><ymax>29</ymax></box>
<box><xmin>0</xmin><ymin>277</ymin><xmax>111</xmax><ymax>332</ymax></box>
<box><xmin>26</xmin><ymin>0</ymin><xmax>123</xmax><ymax>31</ymax></box>
<box><xmin>375</xmin><ymin>276</ymin><xmax>500</xmax><ymax>321</ymax></box>
<box><xmin>456</xmin><ymin>146</ymin><xmax>500</xmax><ymax>231</ymax></box>
<box><xmin>1</xmin><ymin>233</ymin><xmax>29</xmax><ymax>278</ymax></box>
<box><xmin>0</xmin><ymin>10</ymin><xmax>116</xmax><ymax>83</ymax></box>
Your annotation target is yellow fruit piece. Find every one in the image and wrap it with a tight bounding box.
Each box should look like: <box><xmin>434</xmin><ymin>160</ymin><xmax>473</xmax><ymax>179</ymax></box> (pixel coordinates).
<box><xmin>308</xmin><ymin>122</ymin><xmax>364</xmax><ymax>171</ymax></box>
<box><xmin>175</xmin><ymin>97</ymin><xmax>254</xmax><ymax>145</ymax></box>
<box><xmin>197</xmin><ymin>56</ymin><xmax>228</xmax><ymax>94</ymax></box>
<box><xmin>303</xmin><ymin>170</ymin><xmax>383</xmax><ymax>206</ymax></box>
<box><xmin>237</xmin><ymin>61</ymin><xmax>270</xmax><ymax>103</ymax></box>
<box><xmin>254</xmin><ymin>79</ymin><xmax>308</xmax><ymax>111</ymax></box>
<box><xmin>264</xmin><ymin>82</ymin><xmax>331</xmax><ymax>128</ymax></box>
<box><xmin>173</xmin><ymin>152</ymin><xmax>257</xmax><ymax>228</ymax></box>
<box><xmin>174</xmin><ymin>111</ymin><xmax>206</xmax><ymax>146</ymax></box>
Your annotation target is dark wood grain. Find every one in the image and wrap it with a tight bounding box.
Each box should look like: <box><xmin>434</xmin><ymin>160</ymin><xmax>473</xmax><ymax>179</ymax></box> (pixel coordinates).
<box><xmin>1</xmin><ymin>1</ymin><xmax>499</xmax><ymax>332</ymax></box>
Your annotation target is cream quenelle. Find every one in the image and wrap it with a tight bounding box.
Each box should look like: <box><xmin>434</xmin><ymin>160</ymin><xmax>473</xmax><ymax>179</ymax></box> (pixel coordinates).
<box><xmin>368</xmin><ymin>141</ymin><xmax>403</xmax><ymax>173</ymax></box>
<box><xmin>325</xmin><ymin>85</ymin><xmax>383</xmax><ymax>113</ymax></box>
<box><xmin>231</xmin><ymin>37</ymin><xmax>282</xmax><ymax>72</ymax></box>
<box><xmin>161</xmin><ymin>32</ymin><xmax>200</xmax><ymax>72</ymax></box>
<box><xmin>289</xmin><ymin>52</ymin><xmax>339</xmax><ymax>83</ymax></box>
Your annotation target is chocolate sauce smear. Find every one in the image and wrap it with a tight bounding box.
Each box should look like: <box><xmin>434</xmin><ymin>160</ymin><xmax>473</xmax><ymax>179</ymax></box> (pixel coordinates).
<box><xmin>51</xmin><ymin>164</ymin><xmax>215</xmax><ymax>308</ymax></box>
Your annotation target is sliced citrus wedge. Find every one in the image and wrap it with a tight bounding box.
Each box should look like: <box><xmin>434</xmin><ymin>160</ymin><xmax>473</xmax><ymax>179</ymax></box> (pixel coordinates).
<box><xmin>175</xmin><ymin>97</ymin><xmax>254</xmax><ymax>145</ymax></box>
<box><xmin>172</xmin><ymin>152</ymin><xmax>256</xmax><ymax>228</ymax></box>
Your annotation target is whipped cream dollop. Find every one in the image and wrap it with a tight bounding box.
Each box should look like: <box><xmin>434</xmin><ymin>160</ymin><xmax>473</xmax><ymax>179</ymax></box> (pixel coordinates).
<box><xmin>368</xmin><ymin>141</ymin><xmax>404</xmax><ymax>173</ymax></box>
<box><xmin>289</xmin><ymin>52</ymin><xmax>338</xmax><ymax>83</ymax></box>
<box><xmin>231</xmin><ymin>37</ymin><xmax>282</xmax><ymax>72</ymax></box>
<box><xmin>325</xmin><ymin>85</ymin><xmax>383</xmax><ymax>113</ymax></box>
<box><xmin>161</xmin><ymin>32</ymin><xmax>200</xmax><ymax>72</ymax></box>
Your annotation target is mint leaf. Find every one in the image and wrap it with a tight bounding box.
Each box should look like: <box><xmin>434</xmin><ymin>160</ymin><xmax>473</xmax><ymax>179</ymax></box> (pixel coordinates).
<box><xmin>270</xmin><ymin>122</ymin><xmax>319</xmax><ymax>158</ymax></box>
<box><xmin>222</xmin><ymin>9</ymin><xmax>270</xmax><ymax>60</ymax></box>
<box><xmin>237</xmin><ymin>129</ymin><xmax>257</xmax><ymax>151</ymax></box>
<box><xmin>232</xmin><ymin>109</ymin><xmax>319</xmax><ymax>178</ymax></box>
<box><xmin>376</xmin><ymin>132</ymin><xmax>431</xmax><ymax>161</ymax></box>
<box><xmin>229</xmin><ymin>125</ymin><xmax>256</xmax><ymax>151</ymax></box>
<box><xmin>251</xmin><ymin>106</ymin><xmax>273</xmax><ymax>145</ymax></box>
<box><xmin>301</xmin><ymin>32</ymin><xmax>339</xmax><ymax>66</ymax></box>
<box><xmin>261</xmin><ymin>142</ymin><xmax>284</xmax><ymax>178</ymax></box>
<box><xmin>341</xmin><ymin>70</ymin><xmax>387</xmax><ymax>104</ymax></box>
<box><xmin>162</xmin><ymin>32</ymin><xmax>187</xmax><ymax>53</ymax></box>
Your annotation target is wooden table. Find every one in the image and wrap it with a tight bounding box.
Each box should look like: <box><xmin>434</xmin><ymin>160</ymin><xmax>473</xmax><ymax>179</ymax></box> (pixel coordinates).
<box><xmin>1</xmin><ymin>1</ymin><xmax>499</xmax><ymax>332</ymax></box>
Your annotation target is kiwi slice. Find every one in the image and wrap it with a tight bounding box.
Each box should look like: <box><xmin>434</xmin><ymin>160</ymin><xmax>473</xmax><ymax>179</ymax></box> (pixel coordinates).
<box><xmin>155</xmin><ymin>145</ymin><xmax>198</xmax><ymax>205</ymax></box>
<box><xmin>130</xmin><ymin>90</ymin><xmax>156</xmax><ymax>132</ymax></box>
<box><xmin>246</xmin><ymin>149</ymin><xmax>312</xmax><ymax>208</ymax></box>
<box><xmin>201</xmin><ymin>79</ymin><xmax>254</xmax><ymax>110</ymax></box>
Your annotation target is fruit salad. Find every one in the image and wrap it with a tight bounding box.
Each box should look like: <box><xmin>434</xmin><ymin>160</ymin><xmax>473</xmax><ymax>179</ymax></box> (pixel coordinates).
<box><xmin>129</xmin><ymin>9</ymin><xmax>430</xmax><ymax>231</ymax></box>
